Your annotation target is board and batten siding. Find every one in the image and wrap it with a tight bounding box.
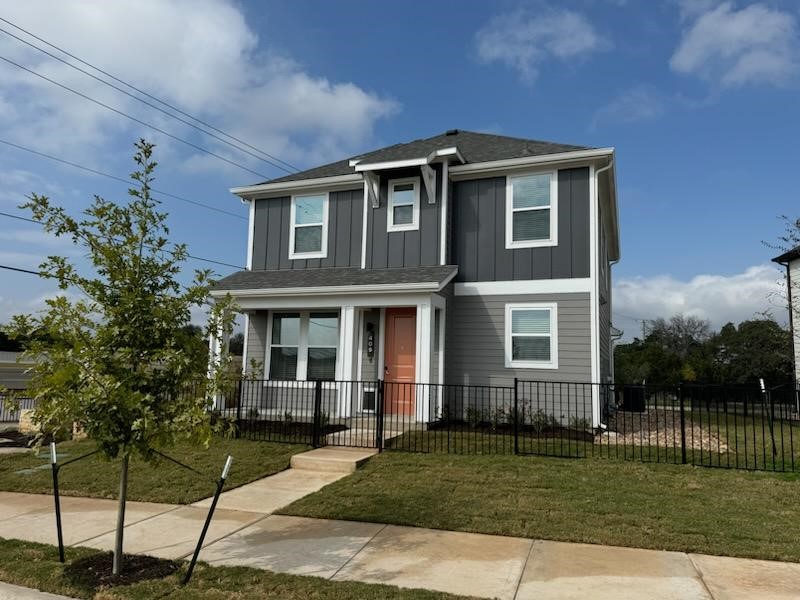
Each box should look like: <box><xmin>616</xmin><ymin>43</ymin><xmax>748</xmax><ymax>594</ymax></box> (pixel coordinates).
<box><xmin>251</xmin><ymin>188</ymin><xmax>363</xmax><ymax>271</ymax></box>
<box><xmin>451</xmin><ymin>167</ymin><xmax>590</xmax><ymax>282</ymax></box>
<box><xmin>446</xmin><ymin>292</ymin><xmax>592</xmax><ymax>387</ymax></box>
<box><xmin>365</xmin><ymin>165</ymin><xmax>443</xmax><ymax>269</ymax></box>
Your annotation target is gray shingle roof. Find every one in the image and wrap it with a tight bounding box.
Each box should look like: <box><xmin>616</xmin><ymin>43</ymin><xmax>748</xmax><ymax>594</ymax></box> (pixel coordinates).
<box><xmin>213</xmin><ymin>265</ymin><xmax>458</xmax><ymax>291</ymax></box>
<box><xmin>773</xmin><ymin>245</ymin><xmax>800</xmax><ymax>264</ymax></box>
<box><xmin>262</xmin><ymin>130</ymin><xmax>592</xmax><ymax>185</ymax></box>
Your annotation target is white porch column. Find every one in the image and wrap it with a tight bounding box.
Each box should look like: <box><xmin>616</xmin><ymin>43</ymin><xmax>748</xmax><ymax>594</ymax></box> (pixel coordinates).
<box><xmin>207</xmin><ymin>323</ymin><xmax>230</xmax><ymax>411</ymax></box>
<box><xmin>337</xmin><ymin>305</ymin><xmax>357</xmax><ymax>417</ymax></box>
<box><xmin>416</xmin><ymin>300</ymin><xmax>433</xmax><ymax>421</ymax></box>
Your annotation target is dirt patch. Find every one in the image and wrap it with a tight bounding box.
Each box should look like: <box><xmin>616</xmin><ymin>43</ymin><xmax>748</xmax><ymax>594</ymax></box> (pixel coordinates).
<box><xmin>63</xmin><ymin>551</ymin><xmax>179</xmax><ymax>587</ymax></box>
<box><xmin>601</xmin><ymin>409</ymin><xmax>729</xmax><ymax>452</ymax></box>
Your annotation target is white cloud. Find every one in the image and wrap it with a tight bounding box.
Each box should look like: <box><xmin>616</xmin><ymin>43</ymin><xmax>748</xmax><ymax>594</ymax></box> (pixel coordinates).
<box><xmin>670</xmin><ymin>2</ymin><xmax>799</xmax><ymax>87</ymax></box>
<box><xmin>0</xmin><ymin>0</ymin><xmax>398</xmax><ymax>173</ymax></box>
<box><xmin>613</xmin><ymin>264</ymin><xmax>788</xmax><ymax>336</ymax></box>
<box><xmin>592</xmin><ymin>84</ymin><xmax>666</xmax><ymax>128</ymax></box>
<box><xmin>475</xmin><ymin>6</ymin><xmax>608</xmax><ymax>83</ymax></box>
<box><xmin>0</xmin><ymin>228</ymin><xmax>70</xmax><ymax>248</ymax></box>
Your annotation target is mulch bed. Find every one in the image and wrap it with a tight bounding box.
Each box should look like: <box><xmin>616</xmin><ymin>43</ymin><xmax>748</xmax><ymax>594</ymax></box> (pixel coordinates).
<box><xmin>64</xmin><ymin>551</ymin><xmax>179</xmax><ymax>587</ymax></box>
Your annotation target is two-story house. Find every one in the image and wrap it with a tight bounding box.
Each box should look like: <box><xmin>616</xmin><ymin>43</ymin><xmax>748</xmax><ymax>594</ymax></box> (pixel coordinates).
<box><xmin>211</xmin><ymin>130</ymin><xmax>619</xmax><ymax>427</ymax></box>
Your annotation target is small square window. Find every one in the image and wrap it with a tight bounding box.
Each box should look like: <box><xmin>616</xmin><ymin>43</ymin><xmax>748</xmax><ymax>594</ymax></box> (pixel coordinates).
<box><xmin>505</xmin><ymin>303</ymin><xmax>558</xmax><ymax>369</ymax></box>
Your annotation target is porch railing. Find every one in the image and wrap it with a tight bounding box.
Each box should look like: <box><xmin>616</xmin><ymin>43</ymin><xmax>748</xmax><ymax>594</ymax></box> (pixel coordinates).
<box><xmin>215</xmin><ymin>378</ymin><xmax>800</xmax><ymax>473</ymax></box>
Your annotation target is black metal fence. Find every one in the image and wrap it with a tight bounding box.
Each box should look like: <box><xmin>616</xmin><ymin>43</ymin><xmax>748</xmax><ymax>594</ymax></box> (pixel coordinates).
<box><xmin>219</xmin><ymin>378</ymin><xmax>800</xmax><ymax>473</ymax></box>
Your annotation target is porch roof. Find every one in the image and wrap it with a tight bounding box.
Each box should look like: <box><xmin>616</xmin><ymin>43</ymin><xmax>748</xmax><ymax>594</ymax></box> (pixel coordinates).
<box><xmin>211</xmin><ymin>265</ymin><xmax>458</xmax><ymax>296</ymax></box>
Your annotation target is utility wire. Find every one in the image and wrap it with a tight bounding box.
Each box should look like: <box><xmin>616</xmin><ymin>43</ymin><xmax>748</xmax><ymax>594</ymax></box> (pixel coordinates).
<box><xmin>0</xmin><ymin>211</ymin><xmax>244</xmax><ymax>270</ymax></box>
<box><xmin>0</xmin><ymin>138</ymin><xmax>246</xmax><ymax>221</ymax></box>
<box><xmin>0</xmin><ymin>54</ymin><xmax>270</xmax><ymax>180</ymax></box>
<box><xmin>0</xmin><ymin>16</ymin><xmax>299</xmax><ymax>173</ymax></box>
<box><xmin>0</xmin><ymin>264</ymin><xmax>40</xmax><ymax>276</ymax></box>
<box><xmin>0</xmin><ymin>23</ymin><xmax>297</xmax><ymax>175</ymax></box>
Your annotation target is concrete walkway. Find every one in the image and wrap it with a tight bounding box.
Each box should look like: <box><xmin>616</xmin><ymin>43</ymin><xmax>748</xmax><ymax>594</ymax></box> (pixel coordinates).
<box><xmin>0</xmin><ymin>447</ymin><xmax>799</xmax><ymax>599</ymax></box>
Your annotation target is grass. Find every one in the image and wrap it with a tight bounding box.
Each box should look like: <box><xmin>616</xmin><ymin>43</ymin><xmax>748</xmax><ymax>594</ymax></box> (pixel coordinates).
<box><xmin>280</xmin><ymin>450</ymin><xmax>800</xmax><ymax>563</ymax></box>
<box><xmin>0</xmin><ymin>437</ymin><xmax>308</xmax><ymax>504</ymax></box>
<box><xmin>0</xmin><ymin>538</ymin><xmax>468</xmax><ymax>599</ymax></box>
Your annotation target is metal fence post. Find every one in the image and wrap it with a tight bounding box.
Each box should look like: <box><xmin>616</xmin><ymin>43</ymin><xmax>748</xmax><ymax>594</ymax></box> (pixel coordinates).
<box><xmin>678</xmin><ymin>384</ymin><xmax>687</xmax><ymax>465</ymax></box>
<box><xmin>312</xmin><ymin>379</ymin><xmax>323</xmax><ymax>448</ymax></box>
<box><xmin>235</xmin><ymin>379</ymin><xmax>242</xmax><ymax>439</ymax></box>
<box><xmin>376</xmin><ymin>379</ymin><xmax>385</xmax><ymax>452</ymax></box>
<box><xmin>513</xmin><ymin>378</ymin><xmax>520</xmax><ymax>455</ymax></box>
<box><xmin>50</xmin><ymin>442</ymin><xmax>65</xmax><ymax>563</ymax></box>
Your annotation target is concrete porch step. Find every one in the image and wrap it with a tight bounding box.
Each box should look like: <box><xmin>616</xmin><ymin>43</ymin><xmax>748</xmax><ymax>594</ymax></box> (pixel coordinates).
<box><xmin>290</xmin><ymin>447</ymin><xmax>377</xmax><ymax>473</ymax></box>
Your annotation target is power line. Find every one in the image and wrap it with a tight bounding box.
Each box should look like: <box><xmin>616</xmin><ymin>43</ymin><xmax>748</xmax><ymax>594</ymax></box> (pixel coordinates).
<box><xmin>0</xmin><ymin>264</ymin><xmax>40</xmax><ymax>276</ymax></box>
<box><xmin>0</xmin><ymin>138</ymin><xmax>246</xmax><ymax>220</ymax></box>
<box><xmin>0</xmin><ymin>22</ymin><xmax>297</xmax><ymax>175</ymax></box>
<box><xmin>0</xmin><ymin>54</ymin><xmax>270</xmax><ymax>180</ymax></box>
<box><xmin>0</xmin><ymin>211</ymin><xmax>244</xmax><ymax>270</ymax></box>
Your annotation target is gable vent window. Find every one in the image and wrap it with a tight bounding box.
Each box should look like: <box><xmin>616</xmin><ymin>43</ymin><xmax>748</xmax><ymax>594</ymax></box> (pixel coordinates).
<box><xmin>505</xmin><ymin>171</ymin><xmax>557</xmax><ymax>249</ymax></box>
<box><xmin>290</xmin><ymin>193</ymin><xmax>328</xmax><ymax>259</ymax></box>
<box><xmin>387</xmin><ymin>177</ymin><xmax>420</xmax><ymax>232</ymax></box>
<box><xmin>504</xmin><ymin>303</ymin><xmax>558</xmax><ymax>369</ymax></box>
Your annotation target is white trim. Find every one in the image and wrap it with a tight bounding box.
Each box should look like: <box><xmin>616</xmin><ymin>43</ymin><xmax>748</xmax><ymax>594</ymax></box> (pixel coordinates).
<box><xmin>449</xmin><ymin>148</ymin><xmax>615</xmax><ymax>177</ymax></box>
<box><xmin>378</xmin><ymin>307</ymin><xmax>386</xmax><ymax>382</ymax></box>
<box><xmin>387</xmin><ymin>176</ymin><xmax>420</xmax><ymax>232</ymax></box>
<box><xmin>231</xmin><ymin>173</ymin><xmax>362</xmax><ymax>197</ymax></box>
<box><xmin>589</xmin><ymin>163</ymin><xmax>600</xmax><ymax>426</ymax></box>
<box><xmin>245</xmin><ymin>200</ymin><xmax>255</xmax><ymax>270</ymax></box>
<box><xmin>355</xmin><ymin>308</ymin><xmax>364</xmax><ymax>382</ymax></box>
<box><xmin>353</xmin><ymin>146</ymin><xmax>465</xmax><ymax>173</ymax></box>
<box><xmin>360</xmin><ymin>181</ymin><xmax>368</xmax><ymax>268</ymax></box>
<box><xmin>416</xmin><ymin>302</ymin><xmax>432</xmax><ymax>419</ymax></box>
<box><xmin>230</xmin><ymin>292</ymin><xmax>444</xmax><ymax>311</ymax></box>
<box><xmin>505</xmin><ymin>170</ymin><xmax>558</xmax><ymax>249</ymax></box>
<box><xmin>211</xmin><ymin>273</ymin><xmax>457</xmax><ymax>300</ymax></box>
<box><xmin>439</xmin><ymin>160</ymin><xmax>449</xmax><ymax>265</ymax></box>
<box><xmin>241</xmin><ymin>312</ymin><xmax>250</xmax><ymax>375</ymax></box>
<box><xmin>504</xmin><ymin>303</ymin><xmax>559</xmax><ymax>369</ymax></box>
<box><xmin>454</xmin><ymin>278</ymin><xmax>590</xmax><ymax>296</ymax></box>
<box><xmin>288</xmin><ymin>192</ymin><xmax>329</xmax><ymax>260</ymax></box>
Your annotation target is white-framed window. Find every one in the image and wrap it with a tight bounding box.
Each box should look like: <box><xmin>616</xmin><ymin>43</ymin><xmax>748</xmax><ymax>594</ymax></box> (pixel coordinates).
<box><xmin>289</xmin><ymin>193</ymin><xmax>328</xmax><ymax>259</ymax></box>
<box><xmin>505</xmin><ymin>171</ymin><xmax>557</xmax><ymax>249</ymax></box>
<box><xmin>504</xmin><ymin>303</ymin><xmax>558</xmax><ymax>369</ymax></box>
<box><xmin>387</xmin><ymin>176</ymin><xmax>420</xmax><ymax>232</ymax></box>
<box><xmin>268</xmin><ymin>311</ymin><xmax>339</xmax><ymax>380</ymax></box>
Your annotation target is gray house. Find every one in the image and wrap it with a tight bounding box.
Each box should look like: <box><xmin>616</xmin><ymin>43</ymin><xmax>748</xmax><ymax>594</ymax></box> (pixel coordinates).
<box><xmin>211</xmin><ymin>130</ymin><xmax>619</xmax><ymax>427</ymax></box>
<box><xmin>773</xmin><ymin>245</ymin><xmax>800</xmax><ymax>382</ymax></box>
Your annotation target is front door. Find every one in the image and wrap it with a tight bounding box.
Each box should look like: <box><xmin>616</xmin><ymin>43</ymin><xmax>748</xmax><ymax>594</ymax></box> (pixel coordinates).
<box><xmin>384</xmin><ymin>307</ymin><xmax>416</xmax><ymax>415</ymax></box>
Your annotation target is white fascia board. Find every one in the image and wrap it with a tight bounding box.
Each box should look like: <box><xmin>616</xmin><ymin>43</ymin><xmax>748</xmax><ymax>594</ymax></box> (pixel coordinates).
<box><xmin>454</xmin><ymin>278</ymin><xmax>591</xmax><ymax>296</ymax></box>
<box><xmin>354</xmin><ymin>146</ymin><xmax>465</xmax><ymax>173</ymax></box>
<box><xmin>449</xmin><ymin>148</ymin><xmax>615</xmax><ymax>178</ymax></box>
<box><xmin>230</xmin><ymin>173</ymin><xmax>363</xmax><ymax>198</ymax></box>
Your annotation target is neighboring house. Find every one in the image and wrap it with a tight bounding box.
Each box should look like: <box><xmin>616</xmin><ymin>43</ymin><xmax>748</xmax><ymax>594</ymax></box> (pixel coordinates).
<box><xmin>773</xmin><ymin>245</ymin><xmax>800</xmax><ymax>382</ymax></box>
<box><xmin>0</xmin><ymin>351</ymin><xmax>33</xmax><ymax>391</ymax></box>
<box><xmin>211</xmin><ymin>130</ymin><xmax>619</xmax><ymax>426</ymax></box>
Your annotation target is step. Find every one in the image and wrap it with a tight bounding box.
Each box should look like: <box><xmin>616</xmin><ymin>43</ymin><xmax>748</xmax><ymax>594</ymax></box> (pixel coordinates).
<box><xmin>290</xmin><ymin>447</ymin><xmax>377</xmax><ymax>473</ymax></box>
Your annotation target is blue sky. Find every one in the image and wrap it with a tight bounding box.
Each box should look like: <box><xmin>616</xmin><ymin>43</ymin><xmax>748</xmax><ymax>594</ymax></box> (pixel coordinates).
<box><xmin>0</xmin><ymin>0</ymin><xmax>797</xmax><ymax>334</ymax></box>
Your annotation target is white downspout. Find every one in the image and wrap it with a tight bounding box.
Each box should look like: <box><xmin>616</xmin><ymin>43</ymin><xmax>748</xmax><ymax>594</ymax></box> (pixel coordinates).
<box><xmin>594</xmin><ymin>159</ymin><xmax>613</xmax><ymax>428</ymax></box>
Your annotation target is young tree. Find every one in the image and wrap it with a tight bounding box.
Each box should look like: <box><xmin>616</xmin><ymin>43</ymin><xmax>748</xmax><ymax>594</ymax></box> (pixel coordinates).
<box><xmin>4</xmin><ymin>140</ymin><xmax>237</xmax><ymax>576</ymax></box>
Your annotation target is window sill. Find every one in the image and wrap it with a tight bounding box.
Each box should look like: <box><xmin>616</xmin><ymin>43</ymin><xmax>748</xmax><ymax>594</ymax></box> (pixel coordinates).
<box><xmin>387</xmin><ymin>224</ymin><xmax>418</xmax><ymax>233</ymax></box>
<box><xmin>505</xmin><ymin>360</ymin><xmax>559</xmax><ymax>370</ymax></box>
<box><xmin>505</xmin><ymin>239</ymin><xmax>557</xmax><ymax>250</ymax></box>
<box><xmin>288</xmin><ymin>251</ymin><xmax>327</xmax><ymax>260</ymax></box>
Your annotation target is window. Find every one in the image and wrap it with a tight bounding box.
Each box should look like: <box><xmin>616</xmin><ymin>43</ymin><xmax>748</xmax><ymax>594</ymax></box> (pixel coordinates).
<box><xmin>504</xmin><ymin>303</ymin><xmax>558</xmax><ymax>369</ymax></box>
<box><xmin>387</xmin><ymin>177</ymin><xmax>419</xmax><ymax>232</ymax></box>
<box><xmin>289</xmin><ymin>194</ymin><xmax>328</xmax><ymax>259</ymax></box>
<box><xmin>268</xmin><ymin>311</ymin><xmax>339</xmax><ymax>380</ymax></box>
<box><xmin>506</xmin><ymin>171</ymin><xmax>557</xmax><ymax>249</ymax></box>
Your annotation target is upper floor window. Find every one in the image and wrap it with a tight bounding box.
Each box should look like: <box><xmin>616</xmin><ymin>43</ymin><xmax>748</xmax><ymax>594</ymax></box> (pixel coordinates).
<box><xmin>289</xmin><ymin>193</ymin><xmax>328</xmax><ymax>259</ymax></box>
<box><xmin>504</xmin><ymin>303</ymin><xmax>558</xmax><ymax>369</ymax></box>
<box><xmin>387</xmin><ymin>177</ymin><xmax>419</xmax><ymax>232</ymax></box>
<box><xmin>505</xmin><ymin>171</ymin><xmax>557</xmax><ymax>249</ymax></box>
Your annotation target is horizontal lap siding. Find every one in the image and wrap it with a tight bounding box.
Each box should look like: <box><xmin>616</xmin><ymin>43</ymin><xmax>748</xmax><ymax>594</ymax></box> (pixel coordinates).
<box><xmin>446</xmin><ymin>293</ymin><xmax>592</xmax><ymax>387</ymax></box>
<box><xmin>252</xmin><ymin>189</ymin><xmax>363</xmax><ymax>271</ymax></box>
<box><xmin>452</xmin><ymin>167</ymin><xmax>590</xmax><ymax>282</ymax></box>
<box><xmin>245</xmin><ymin>311</ymin><xmax>268</xmax><ymax>376</ymax></box>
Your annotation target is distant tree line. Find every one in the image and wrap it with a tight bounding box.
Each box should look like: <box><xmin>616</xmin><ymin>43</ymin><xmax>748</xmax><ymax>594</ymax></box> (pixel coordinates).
<box><xmin>614</xmin><ymin>314</ymin><xmax>793</xmax><ymax>385</ymax></box>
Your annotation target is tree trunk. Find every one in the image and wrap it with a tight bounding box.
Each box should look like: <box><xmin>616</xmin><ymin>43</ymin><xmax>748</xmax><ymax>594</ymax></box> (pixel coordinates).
<box><xmin>112</xmin><ymin>454</ymin><xmax>130</xmax><ymax>576</ymax></box>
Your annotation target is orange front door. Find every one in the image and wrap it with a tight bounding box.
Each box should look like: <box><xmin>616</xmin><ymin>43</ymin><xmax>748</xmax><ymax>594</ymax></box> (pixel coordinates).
<box><xmin>384</xmin><ymin>307</ymin><xmax>416</xmax><ymax>415</ymax></box>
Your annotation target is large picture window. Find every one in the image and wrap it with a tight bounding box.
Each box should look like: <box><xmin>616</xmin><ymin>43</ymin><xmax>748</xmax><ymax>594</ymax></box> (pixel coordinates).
<box><xmin>289</xmin><ymin>193</ymin><xmax>328</xmax><ymax>259</ymax></box>
<box><xmin>387</xmin><ymin>177</ymin><xmax>420</xmax><ymax>232</ymax></box>
<box><xmin>504</xmin><ymin>303</ymin><xmax>558</xmax><ymax>369</ymax></box>
<box><xmin>268</xmin><ymin>311</ymin><xmax>339</xmax><ymax>380</ymax></box>
<box><xmin>505</xmin><ymin>171</ymin><xmax>557</xmax><ymax>249</ymax></box>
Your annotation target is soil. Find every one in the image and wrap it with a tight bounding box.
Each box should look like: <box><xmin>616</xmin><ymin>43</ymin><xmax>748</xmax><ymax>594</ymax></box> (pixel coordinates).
<box><xmin>63</xmin><ymin>551</ymin><xmax>179</xmax><ymax>588</ymax></box>
<box><xmin>236</xmin><ymin>419</ymin><xmax>347</xmax><ymax>436</ymax></box>
<box><xmin>0</xmin><ymin>430</ymin><xmax>53</xmax><ymax>448</ymax></box>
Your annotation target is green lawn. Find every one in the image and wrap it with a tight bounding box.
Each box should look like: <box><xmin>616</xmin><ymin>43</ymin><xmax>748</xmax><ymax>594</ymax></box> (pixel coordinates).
<box><xmin>280</xmin><ymin>451</ymin><xmax>800</xmax><ymax>563</ymax></box>
<box><xmin>0</xmin><ymin>438</ymin><xmax>308</xmax><ymax>504</ymax></box>
<box><xmin>0</xmin><ymin>538</ymin><xmax>468</xmax><ymax>599</ymax></box>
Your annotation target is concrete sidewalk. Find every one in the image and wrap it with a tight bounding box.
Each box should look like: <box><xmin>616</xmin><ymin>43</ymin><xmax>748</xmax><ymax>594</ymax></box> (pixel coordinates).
<box><xmin>0</xmin><ymin>465</ymin><xmax>799</xmax><ymax>598</ymax></box>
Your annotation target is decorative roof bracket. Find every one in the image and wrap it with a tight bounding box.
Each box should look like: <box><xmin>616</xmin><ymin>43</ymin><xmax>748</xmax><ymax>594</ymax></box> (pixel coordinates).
<box><xmin>420</xmin><ymin>163</ymin><xmax>437</xmax><ymax>204</ymax></box>
<box><xmin>364</xmin><ymin>171</ymin><xmax>380</xmax><ymax>208</ymax></box>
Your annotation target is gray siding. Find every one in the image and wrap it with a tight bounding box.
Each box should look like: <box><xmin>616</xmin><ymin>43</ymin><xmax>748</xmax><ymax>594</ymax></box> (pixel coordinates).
<box><xmin>244</xmin><ymin>312</ymin><xmax>268</xmax><ymax>376</ymax></box>
<box><xmin>451</xmin><ymin>167</ymin><xmax>590</xmax><ymax>282</ymax></box>
<box><xmin>446</xmin><ymin>292</ymin><xmax>592</xmax><ymax>387</ymax></box>
<box><xmin>365</xmin><ymin>166</ymin><xmax>443</xmax><ymax>269</ymax></box>
<box><xmin>598</xmin><ymin>210</ymin><xmax>611</xmax><ymax>383</ymax></box>
<box><xmin>359</xmin><ymin>309</ymin><xmax>380</xmax><ymax>380</ymax></box>
<box><xmin>251</xmin><ymin>188</ymin><xmax>363</xmax><ymax>271</ymax></box>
